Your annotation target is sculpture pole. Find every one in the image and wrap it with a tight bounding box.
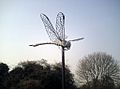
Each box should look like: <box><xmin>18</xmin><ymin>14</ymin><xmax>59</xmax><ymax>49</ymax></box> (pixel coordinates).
<box><xmin>62</xmin><ymin>46</ymin><xmax>65</xmax><ymax>89</ymax></box>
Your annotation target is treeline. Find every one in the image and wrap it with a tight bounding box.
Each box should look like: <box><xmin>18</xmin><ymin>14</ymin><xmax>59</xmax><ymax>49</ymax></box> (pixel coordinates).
<box><xmin>0</xmin><ymin>52</ymin><xmax>120</xmax><ymax>89</ymax></box>
<box><xmin>0</xmin><ymin>59</ymin><xmax>76</xmax><ymax>89</ymax></box>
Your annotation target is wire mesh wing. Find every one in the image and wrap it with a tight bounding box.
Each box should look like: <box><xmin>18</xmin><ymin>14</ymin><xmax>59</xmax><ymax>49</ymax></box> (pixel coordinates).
<box><xmin>56</xmin><ymin>12</ymin><xmax>65</xmax><ymax>41</ymax></box>
<box><xmin>40</xmin><ymin>13</ymin><xmax>60</xmax><ymax>43</ymax></box>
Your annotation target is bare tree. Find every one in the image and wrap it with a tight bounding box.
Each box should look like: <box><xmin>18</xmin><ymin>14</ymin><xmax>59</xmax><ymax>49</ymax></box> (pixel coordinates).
<box><xmin>76</xmin><ymin>52</ymin><xmax>120</xmax><ymax>88</ymax></box>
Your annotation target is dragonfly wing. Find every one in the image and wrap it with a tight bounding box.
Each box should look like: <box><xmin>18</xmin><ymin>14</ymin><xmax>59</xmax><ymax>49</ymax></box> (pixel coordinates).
<box><xmin>40</xmin><ymin>13</ymin><xmax>60</xmax><ymax>43</ymax></box>
<box><xmin>56</xmin><ymin>12</ymin><xmax>65</xmax><ymax>41</ymax></box>
<box><xmin>69</xmin><ymin>38</ymin><xmax>84</xmax><ymax>42</ymax></box>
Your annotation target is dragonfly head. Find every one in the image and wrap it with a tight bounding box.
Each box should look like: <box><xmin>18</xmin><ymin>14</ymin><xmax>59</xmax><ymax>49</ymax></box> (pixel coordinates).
<box><xmin>64</xmin><ymin>41</ymin><xmax>71</xmax><ymax>50</ymax></box>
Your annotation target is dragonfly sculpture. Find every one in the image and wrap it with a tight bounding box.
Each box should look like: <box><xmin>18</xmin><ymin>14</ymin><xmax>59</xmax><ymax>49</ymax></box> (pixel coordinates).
<box><xmin>29</xmin><ymin>12</ymin><xmax>84</xmax><ymax>89</ymax></box>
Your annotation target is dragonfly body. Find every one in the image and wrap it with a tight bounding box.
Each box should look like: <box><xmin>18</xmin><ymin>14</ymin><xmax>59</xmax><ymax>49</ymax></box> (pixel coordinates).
<box><xmin>29</xmin><ymin>40</ymin><xmax>71</xmax><ymax>50</ymax></box>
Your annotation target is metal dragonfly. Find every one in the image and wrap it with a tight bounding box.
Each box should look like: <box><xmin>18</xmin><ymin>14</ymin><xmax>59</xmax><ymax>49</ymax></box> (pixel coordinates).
<box><xmin>29</xmin><ymin>12</ymin><xmax>84</xmax><ymax>89</ymax></box>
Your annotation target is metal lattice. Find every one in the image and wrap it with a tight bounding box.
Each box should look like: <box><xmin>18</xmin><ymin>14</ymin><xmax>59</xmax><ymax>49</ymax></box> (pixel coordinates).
<box><xmin>56</xmin><ymin>12</ymin><xmax>65</xmax><ymax>41</ymax></box>
<box><xmin>29</xmin><ymin>12</ymin><xmax>84</xmax><ymax>89</ymax></box>
<box><xmin>40</xmin><ymin>13</ymin><xmax>60</xmax><ymax>44</ymax></box>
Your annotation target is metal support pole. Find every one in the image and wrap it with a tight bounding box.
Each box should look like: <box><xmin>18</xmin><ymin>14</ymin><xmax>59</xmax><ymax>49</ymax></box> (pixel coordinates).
<box><xmin>62</xmin><ymin>46</ymin><xmax>65</xmax><ymax>89</ymax></box>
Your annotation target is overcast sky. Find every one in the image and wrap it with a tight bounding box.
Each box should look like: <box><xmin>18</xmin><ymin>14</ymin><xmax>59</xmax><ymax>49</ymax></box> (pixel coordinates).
<box><xmin>0</xmin><ymin>0</ymin><xmax>120</xmax><ymax>72</ymax></box>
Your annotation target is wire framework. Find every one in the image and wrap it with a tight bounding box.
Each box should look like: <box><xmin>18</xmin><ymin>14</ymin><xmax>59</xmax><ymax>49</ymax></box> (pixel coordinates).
<box><xmin>56</xmin><ymin>12</ymin><xmax>65</xmax><ymax>41</ymax></box>
<box><xmin>29</xmin><ymin>12</ymin><xmax>84</xmax><ymax>89</ymax></box>
<box><xmin>31</xmin><ymin>12</ymin><xmax>84</xmax><ymax>50</ymax></box>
